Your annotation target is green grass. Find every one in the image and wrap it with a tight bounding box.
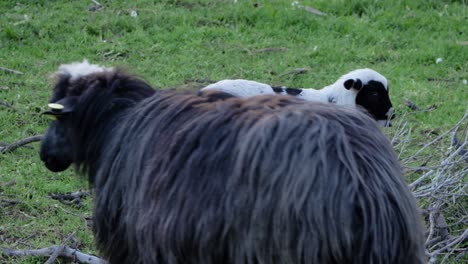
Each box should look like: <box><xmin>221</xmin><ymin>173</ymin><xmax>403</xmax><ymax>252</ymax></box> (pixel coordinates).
<box><xmin>0</xmin><ymin>0</ymin><xmax>467</xmax><ymax>263</ymax></box>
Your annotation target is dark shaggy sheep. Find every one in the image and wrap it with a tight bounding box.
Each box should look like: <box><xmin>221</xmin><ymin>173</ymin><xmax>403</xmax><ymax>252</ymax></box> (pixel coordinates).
<box><xmin>40</xmin><ymin>61</ymin><xmax>426</xmax><ymax>264</ymax></box>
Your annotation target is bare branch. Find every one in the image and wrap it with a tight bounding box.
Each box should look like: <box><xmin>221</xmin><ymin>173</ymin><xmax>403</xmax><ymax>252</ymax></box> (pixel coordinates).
<box><xmin>409</xmin><ymin>170</ymin><xmax>434</xmax><ymax>190</ymax></box>
<box><xmin>2</xmin><ymin>245</ymin><xmax>106</xmax><ymax>264</ymax></box>
<box><xmin>428</xmin><ymin>229</ymin><xmax>468</xmax><ymax>263</ymax></box>
<box><xmin>49</xmin><ymin>190</ymin><xmax>90</xmax><ymax>208</ymax></box>
<box><xmin>44</xmin><ymin>232</ymin><xmax>76</xmax><ymax>264</ymax></box>
<box><xmin>242</xmin><ymin>47</ymin><xmax>252</xmax><ymax>56</ymax></box>
<box><xmin>405</xmin><ymin>99</ymin><xmax>420</xmax><ymax>110</ymax></box>
<box><xmin>392</xmin><ymin>109</ymin><xmax>468</xmax><ymax>262</ymax></box>
<box><xmin>0</xmin><ymin>135</ymin><xmax>43</xmax><ymax>154</ymax></box>
<box><xmin>450</xmin><ymin>130</ymin><xmax>468</xmax><ymax>164</ymax></box>
<box><xmin>303</xmin><ymin>6</ymin><xmax>327</xmax><ymax>16</ymax></box>
<box><xmin>0</xmin><ymin>66</ymin><xmax>24</xmax><ymax>75</ymax></box>
<box><xmin>250</xmin><ymin>47</ymin><xmax>287</xmax><ymax>54</ymax></box>
<box><xmin>0</xmin><ymin>199</ymin><xmax>21</xmax><ymax>207</ymax></box>
<box><xmin>184</xmin><ymin>79</ymin><xmax>217</xmax><ymax>84</ymax></box>
<box><xmin>279</xmin><ymin>68</ymin><xmax>309</xmax><ymax>77</ymax></box>
<box><xmin>406</xmin><ymin>111</ymin><xmax>468</xmax><ymax>162</ymax></box>
<box><xmin>91</xmin><ymin>0</ymin><xmax>102</xmax><ymax>6</ymax></box>
<box><xmin>0</xmin><ymin>100</ymin><xmax>15</xmax><ymax>109</ymax></box>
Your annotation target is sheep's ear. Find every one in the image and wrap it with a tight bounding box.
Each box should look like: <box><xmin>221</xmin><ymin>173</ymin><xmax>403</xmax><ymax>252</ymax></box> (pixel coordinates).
<box><xmin>43</xmin><ymin>96</ymin><xmax>77</xmax><ymax>117</ymax></box>
<box><xmin>344</xmin><ymin>78</ymin><xmax>363</xmax><ymax>90</ymax></box>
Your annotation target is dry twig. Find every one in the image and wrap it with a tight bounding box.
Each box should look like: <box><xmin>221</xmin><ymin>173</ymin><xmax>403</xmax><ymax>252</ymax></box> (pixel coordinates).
<box><xmin>428</xmin><ymin>229</ymin><xmax>468</xmax><ymax>263</ymax></box>
<box><xmin>44</xmin><ymin>232</ymin><xmax>76</xmax><ymax>264</ymax></box>
<box><xmin>0</xmin><ymin>135</ymin><xmax>43</xmax><ymax>154</ymax></box>
<box><xmin>243</xmin><ymin>47</ymin><xmax>287</xmax><ymax>56</ymax></box>
<box><xmin>303</xmin><ymin>6</ymin><xmax>327</xmax><ymax>16</ymax></box>
<box><xmin>0</xmin><ymin>100</ymin><xmax>15</xmax><ymax>109</ymax></box>
<box><xmin>405</xmin><ymin>111</ymin><xmax>468</xmax><ymax>162</ymax></box>
<box><xmin>450</xmin><ymin>130</ymin><xmax>468</xmax><ymax>164</ymax></box>
<box><xmin>279</xmin><ymin>68</ymin><xmax>309</xmax><ymax>77</ymax></box>
<box><xmin>0</xmin><ymin>199</ymin><xmax>21</xmax><ymax>207</ymax></box>
<box><xmin>2</xmin><ymin>244</ymin><xmax>106</xmax><ymax>264</ymax></box>
<box><xmin>405</xmin><ymin>99</ymin><xmax>420</xmax><ymax>110</ymax></box>
<box><xmin>0</xmin><ymin>66</ymin><xmax>24</xmax><ymax>75</ymax></box>
<box><xmin>251</xmin><ymin>47</ymin><xmax>287</xmax><ymax>54</ymax></box>
<box><xmin>184</xmin><ymin>78</ymin><xmax>217</xmax><ymax>84</ymax></box>
<box><xmin>389</xmin><ymin>109</ymin><xmax>468</xmax><ymax>262</ymax></box>
<box><xmin>49</xmin><ymin>190</ymin><xmax>90</xmax><ymax>208</ymax></box>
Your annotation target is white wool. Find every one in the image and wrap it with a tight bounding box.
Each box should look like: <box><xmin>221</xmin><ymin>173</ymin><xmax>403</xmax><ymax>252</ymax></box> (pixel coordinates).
<box><xmin>335</xmin><ymin>68</ymin><xmax>388</xmax><ymax>90</ymax></box>
<box><xmin>201</xmin><ymin>69</ymin><xmax>387</xmax><ymax>106</ymax></box>
<box><xmin>292</xmin><ymin>88</ymin><xmax>329</xmax><ymax>102</ymax></box>
<box><xmin>57</xmin><ymin>59</ymin><xmax>111</xmax><ymax>81</ymax></box>
<box><xmin>202</xmin><ymin>79</ymin><xmax>276</xmax><ymax>97</ymax></box>
<box><xmin>200</xmin><ymin>68</ymin><xmax>392</xmax><ymax>126</ymax></box>
<box><xmin>299</xmin><ymin>84</ymin><xmax>357</xmax><ymax>105</ymax></box>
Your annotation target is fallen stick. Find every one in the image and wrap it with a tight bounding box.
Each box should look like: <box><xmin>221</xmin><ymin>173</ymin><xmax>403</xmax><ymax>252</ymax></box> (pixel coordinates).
<box><xmin>0</xmin><ymin>66</ymin><xmax>24</xmax><ymax>75</ymax></box>
<box><xmin>279</xmin><ymin>68</ymin><xmax>309</xmax><ymax>77</ymax></box>
<box><xmin>0</xmin><ymin>199</ymin><xmax>21</xmax><ymax>207</ymax></box>
<box><xmin>91</xmin><ymin>0</ymin><xmax>102</xmax><ymax>6</ymax></box>
<box><xmin>2</xmin><ymin>245</ymin><xmax>106</xmax><ymax>264</ymax></box>
<box><xmin>45</xmin><ymin>232</ymin><xmax>76</xmax><ymax>264</ymax></box>
<box><xmin>428</xmin><ymin>229</ymin><xmax>468</xmax><ymax>263</ymax></box>
<box><xmin>184</xmin><ymin>78</ymin><xmax>217</xmax><ymax>84</ymax></box>
<box><xmin>451</xmin><ymin>131</ymin><xmax>468</xmax><ymax>164</ymax></box>
<box><xmin>406</xmin><ymin>111</ymin><xmax>468</xmax><ymax>161</ymax></box>
<box><xmin>251</xmin><ymin>47</ymin><xmax>287</xmax><ymax>54</ymax></box>
<box><xmin>405</xmin><ymin>99</ymin><xmax>420</xmax><ymax>111</ymax></box>
<box><xmin>303</xmin><ymin>6</ymin><xmax>327</xmax><ymax>16</ymax></box>
<box><xmin>242</xmin><ymin>47</ymin><xmax>287</xmax><ymax>56</ymax></box>
<box><xmin>49</xmin><ymin>190</ymin><xmax>90</xmax><ymax>208</ymax></box>
<box><xmin>0</xmin><ymin>135</ymin><xmax>43</xmax><ymax>153</ymax></box>
<box><xmin>0</xmin><ymin>100</ymin><xmax>14</xmax><ymax>109</ymax></box>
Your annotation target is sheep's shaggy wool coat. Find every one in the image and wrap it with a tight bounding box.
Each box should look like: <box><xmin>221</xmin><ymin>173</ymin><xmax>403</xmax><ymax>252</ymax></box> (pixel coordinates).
<box><xmin>40</xmin><ymin>61</ymin><xmax>425</xmax><ymax>264</ymax></box>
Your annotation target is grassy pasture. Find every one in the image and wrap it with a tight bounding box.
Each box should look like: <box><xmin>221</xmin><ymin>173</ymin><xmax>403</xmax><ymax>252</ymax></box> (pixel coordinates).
<box><xmin>0</xmin><ymin>0</ymin><xmax>466</xmax><ymax>263</ymax></box>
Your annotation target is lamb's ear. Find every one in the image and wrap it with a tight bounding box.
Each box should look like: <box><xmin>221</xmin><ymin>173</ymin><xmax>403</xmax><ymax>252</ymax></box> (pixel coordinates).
<box><xmin>344</xmin><ymin>78</ymin><xmax>363</xmax><ymax>90</ymax></box>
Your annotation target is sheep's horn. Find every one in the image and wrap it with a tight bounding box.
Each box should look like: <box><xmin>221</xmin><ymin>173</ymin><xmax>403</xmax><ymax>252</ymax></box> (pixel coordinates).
<box><xmin>48</xmin><ymin>103</ymin><xmax>64</xmax><ymax>110</ymax></box>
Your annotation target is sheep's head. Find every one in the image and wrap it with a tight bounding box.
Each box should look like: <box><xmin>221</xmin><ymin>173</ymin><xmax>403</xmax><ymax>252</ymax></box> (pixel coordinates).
<box><xmin>341</xmin><ymin>68</ymin><xmax>395</xmax><ymax>126</ymax></box>
<box><xmin>40</xmin><ymin>60</ymin><xmax>155</xmax><ymax>173</ymax></box>
<box><xmin>40</xmin><ymin>99</ymin><xmax>77</xmax><ymax>172</ymax></box>
<box><xmin>40</xmin><ymin>60</ymin><xmax>111</xmax><ymax>172</ymax></box>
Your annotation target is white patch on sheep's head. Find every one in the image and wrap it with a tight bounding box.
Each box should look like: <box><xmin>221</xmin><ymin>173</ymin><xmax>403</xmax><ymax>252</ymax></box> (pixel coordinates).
<box><xmin>56</xmin><ymin>59</ymin><xmax>112</xmax><ymax>81</ymax></box>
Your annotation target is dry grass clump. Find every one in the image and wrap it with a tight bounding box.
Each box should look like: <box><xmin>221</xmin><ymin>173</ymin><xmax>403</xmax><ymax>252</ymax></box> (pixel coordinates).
<box><xmin>388</xmin><ymin>110</ymin><xmax>468</xmax><ymax>263</ymax></box>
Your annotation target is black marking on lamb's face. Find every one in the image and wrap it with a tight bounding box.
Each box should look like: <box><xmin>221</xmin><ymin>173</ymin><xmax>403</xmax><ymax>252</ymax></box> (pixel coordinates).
<box><xmin>355</xmin><ymin>81</ymin><xmax>395</xmax><ymax>121</ymax></box>
<box><xmin>285</xmin><ymin>88</ymin><xmax>302</xmax><ymax>96</ymax></box>
<box><xmin>344</xmin><ymin>78</ymin><xmax>363</xmax><ymax>90</ymax></box>
<box><xmin>272</xmin><ymin>87</ymin><xmax>284</xmax><ymax>93</ymax></box>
